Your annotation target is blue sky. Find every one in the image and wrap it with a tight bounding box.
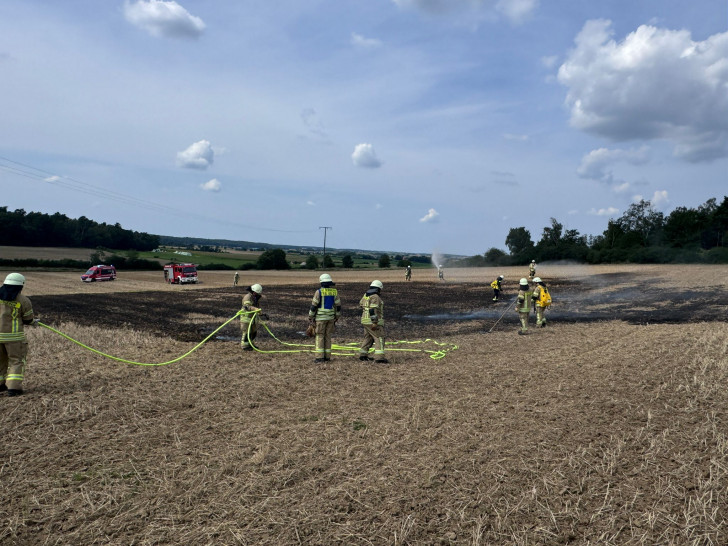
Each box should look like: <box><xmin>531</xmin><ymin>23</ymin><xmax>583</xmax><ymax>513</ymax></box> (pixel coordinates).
<box><xmin>1</xmin><ymin>0</ymin><xmax>726</xmax><ymax>255</ymax></box>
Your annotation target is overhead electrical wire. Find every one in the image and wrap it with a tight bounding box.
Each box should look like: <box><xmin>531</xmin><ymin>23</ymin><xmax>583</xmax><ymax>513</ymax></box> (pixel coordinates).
<box><xmin>0</xmin><ymin>154</ymin><xmax>313</xmax><ymax>234</ymax></box>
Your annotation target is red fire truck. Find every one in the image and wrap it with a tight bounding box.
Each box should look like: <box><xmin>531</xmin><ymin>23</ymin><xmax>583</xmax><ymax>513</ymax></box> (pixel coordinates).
<box><xmin>164</xmin><ymin>263</ymin><xmax>199</xmax><ymax>284</ymax></box>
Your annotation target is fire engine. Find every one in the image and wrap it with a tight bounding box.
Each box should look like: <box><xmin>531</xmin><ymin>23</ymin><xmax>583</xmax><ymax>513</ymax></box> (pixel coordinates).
<box><xmin>164</xmin><ymin>263</ymin><xmax>199</xmax><ymax>284</ymax></box>
<box><xmin>81</xmin><ymin>264</ymin><xmax>117</xmax><ymax>282</ymax></box>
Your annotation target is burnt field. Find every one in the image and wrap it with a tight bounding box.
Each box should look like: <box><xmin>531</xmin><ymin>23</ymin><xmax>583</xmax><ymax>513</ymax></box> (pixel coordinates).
<box><xmin>32</xmin><ymin>272</ymin><xmax>727</xmax><ymax>343</ymax></box>
<box><xmin>2</xmin><ymin>266</ymin><xmax>728</xmax><ymax>545</ymax></box>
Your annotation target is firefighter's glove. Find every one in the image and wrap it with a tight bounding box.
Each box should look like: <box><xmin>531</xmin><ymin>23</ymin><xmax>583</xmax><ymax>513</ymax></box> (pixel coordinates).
<box><xmin>33</xmin><ymin>318</ymin><xmax>41</xmax><ymax>326</ymax></box>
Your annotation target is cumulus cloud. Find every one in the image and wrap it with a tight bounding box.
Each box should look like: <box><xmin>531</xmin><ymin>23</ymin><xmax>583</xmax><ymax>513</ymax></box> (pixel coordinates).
<box><xmin>419</xmin><ymin>208</ymin><xmax>440</xmax><ymax>223</ymax></box>
<box><xmin>558</xmin><ymin>20</ymin><xmax>728</xmax><ymax>162</ymax></box>
<box><xmin>577</xmin><ymin>146</ymin><xmax>649</xmax><ymax>187</ymax></box>
<box><xmin>589</xmin><ymin>206</ymin><xmax>620</xmax><ymax>217</ymax></box>
<box><xmin>351</xmin><ymin>32</ymin><xmax>383</xmax><ymax>49</ymax></box>
<box><xmin>200</xmin><ymin>178</ymin><xmax>221</xmax><ymax>192</ymax></box>
<box><xmin>351</xmin><ymin>143</ymin><xmax>382</xmax><ymax>168</ymax></box>
<box><xmin>177</xmin><ymin>140</ymin><xmax>214</xmax><ymax>169</ymax></box>
<box><xmin>124</xmin><ymin>0</ymin><xmax>205</xmax><ymax>39</ymax></box>
<box><xmin>651</xmin><ymin>190</ymin><xmax>669</xmax><ymax>207</ymax></box>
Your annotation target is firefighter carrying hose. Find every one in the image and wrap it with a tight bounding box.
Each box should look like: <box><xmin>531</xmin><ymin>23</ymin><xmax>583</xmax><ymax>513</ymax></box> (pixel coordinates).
<box><xmin>491</xmin><ymin>275</ymin><xmax>504</xmax><ymax>301</ymax></box>
<box><xmin>240</xmin><ymin>284</ymin><xmax>267</xmax><ymax>351</ymax></box>
<box><xmin>359</xmin><ymin>280</ymin><xmax>388</xmax><ymax>364</ymax></box>
<box><xmin>309</xmin><ymin>274</ymin><xmax>341</xmax><ymax>363</ymax></box>
<box><xmin>515</xmin><ymin>278</ymin><xmax>533</xmax><ymax>335</ymax></box>
<box><xmin>1</xmin><ymin>273</ymin><xmax>36</xmax><ymax>396</ymax></box>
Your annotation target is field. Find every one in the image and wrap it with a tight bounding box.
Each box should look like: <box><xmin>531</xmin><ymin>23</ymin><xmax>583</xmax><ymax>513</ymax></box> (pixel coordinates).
<box><xmin>2</xmin><ymin>265</ymin><xmax>727</xmax><ymax>544</ymax></box>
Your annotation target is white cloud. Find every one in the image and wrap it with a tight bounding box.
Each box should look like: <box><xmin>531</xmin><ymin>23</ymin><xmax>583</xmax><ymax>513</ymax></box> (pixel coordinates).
<box><xmin>306</xmin><ymin>200</ymin><xmax>316</xmax><ymax>206</ymax></box>
<box><xmin>124</xmin><ymin>0</ymin><xmax>205</xmax><ymax>39</ymax></box>
<box><xmin>651</xmin><ymin>190</ymin><xmax>669</xmax><ymax>207</ymax></box>
<box><xmin>375</xmin><ymin>203</ymin><xmax>383</xmax><ymax>209</ymax></box>
<box><xmin>44</xmin><ymin>175</ymin><xmax>61</xmax><ymax>182</ymax></box>
<box><xmin>577</xmin><ymin>146</ymin><xmax>649</xmax><ymax>186</ymax></box>
<box><xmin>419</xmin><ymin>208</ymin><xmax>440</xmax><ymax>223</ymax></box>
<box><xmin>200</xmin><ymin>178</ymin><xmax>221</xmax><ymax>192</ymax></box>
<box><xmin>589</xmin><ymin>206</ymin><xmax>620</xmax><ymax>216</ymax></box>
<box><xmin>558</xmin><ymin>20</ymin><xmax>728</xmax><ymax>162</ymax></box>
<box><xmin>351</xmin><ymin>33</ymin><xmax>383</xmax><ymax>49</ymax></box>
<box><xmin>495</xmin><ymin>0</ymin><xmax>539</xmax><ymax>24</ymax></box>
<box><xmin>301</xmin><ymin>108</ymin><xmax>328</xmax><ymax>140</ymax></box>
<box><xmin>541</xmin><ymin>55</ymin><xmax>558</xmax><ymax>69</ymax></box>
<box><xmin>177</xmin><ymin>140</ymin><xmax>214</xmax><ymax>169</ymax></box>
<box><xmin>351</xmin><ymin>143</ymin><xmax>382</xmax><ymax>168</ymax></box>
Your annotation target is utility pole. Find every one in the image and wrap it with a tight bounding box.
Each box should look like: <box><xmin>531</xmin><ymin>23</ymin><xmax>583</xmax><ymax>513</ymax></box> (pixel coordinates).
<box><xmin>319</xmin><ymin>226</ymin><xmax>332</xmax><ymax>269</ymax></box>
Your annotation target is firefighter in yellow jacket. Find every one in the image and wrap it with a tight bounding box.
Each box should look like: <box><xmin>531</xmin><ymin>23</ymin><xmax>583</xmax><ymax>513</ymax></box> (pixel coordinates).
<box><xmin>309</xmin><ymin>274</ymin><xmax>341</xmax><ymax>363</ymax></box>
<box><xmin>359</xmin><ymin>280</ymin><xmax>388</xmax><ymax>364</ymax></box>
<box><xmin>490</xmin><ymin>275</ymin><xmax>504</xmax><ymax>301</ymax></box>
<box><xmin>531</xmin><ymin>277</ymin><xmax>550</xmax><ymax>328</ymax></box>
<box><xmin>240</xmin><ymin>284</ymin><xmax>267</xmax><ymax>351</ymax></box>
<box><xmin>515</xmin><ymin>278</ymin><xmax>532</xmax><ymax>335</ymax></box>
<box><xmin>1</xmin><ymin>273</ymin><xmax>36</xmax><ymax>396</ymax></box>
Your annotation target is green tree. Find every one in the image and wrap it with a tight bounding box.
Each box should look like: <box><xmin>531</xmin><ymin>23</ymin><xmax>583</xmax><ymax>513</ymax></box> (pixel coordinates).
<box><xmin>484</xmin><ymin>247</ymin><xmax>508</xmax><ymax>265</ymax></box>
<box><xmin>305</xmin><ymin>255</ymin><xmax>319</xmax><ymax>270</ymax></box>
<box><xmin>505</xmin><ymin>227</ymin><xmax>534</xmax><ymax>264</ymax></box>
<box><xmin>397</xmin><ymin>259</ymin><xmax>412</xmax><ymax>267</ymax></box>
<box><xmin>257</xmin><ymin>248</ymin><xmax>290</xmax><ymax>270</ymax></box>
<box><xmin>323</xmin><ymin>254</ymin><xmax>335</xmax><ymax>268</ymax></box>
<box><xmin>341</xmin><ymin>254</ymin><xmax>354</xmax><ymax>268</ymax></box>
<box><xmin>378</xmin><ymin>254</ymin><xmax>391</xmax><ymax>268</ymax></box>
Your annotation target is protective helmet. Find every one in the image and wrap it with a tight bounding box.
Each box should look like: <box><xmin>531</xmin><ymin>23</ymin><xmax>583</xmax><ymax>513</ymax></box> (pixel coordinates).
<box><xmin>519</xmin><ymin>278</ymin><xmax>529</xmax><ymax>286</ymax></box>
<box><xmin>319</xmin><ymin>273</ymin><xmax>332</xmax><ymax>283</ymax></box>
<box><xmin>533</xmin><ymin>277</ymin><xmax>542</xmax><ymax>283</ymax></box>
<box><xmin>3</xmin><ymin>273</ymin><xmax>25</xmax><ymax>286</ymax></box>
<box><xmin>250</xmin><ymin>283</ymin><xmax>263</xmax><ymax>294</ymax></box>
<box><xmin>498</xmin><ymin>275</ymin><xmax>504</xmax><ymax>280</ymax></box>
<box><xmin>531</xmin><ymin>260</ymin><xmax>536</xmax><ymax>263</ymax></box>
<box><xmin>370</xmin><ymin>280</ymin><xmax>383</xmax><ymax>290</ymax></box>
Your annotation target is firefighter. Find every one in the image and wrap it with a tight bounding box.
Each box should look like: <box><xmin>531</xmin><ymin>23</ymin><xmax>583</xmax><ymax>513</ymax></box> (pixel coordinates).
<box><xmin>0</xmin><ymin>273</ymin><xmax>36</xmax><ymax>396</ymax></box>
<box><xmin>359</xmin><ymin>280</ymin><xmax>388</xmax><ymax>364</ymax></box>
<box><xmin>515</xmin><ymin>278</ymin><xmax>533</xmax><ymax>335</ymax></box>
<box><xmin>309</xmin><ymin>273</ymin><xmax>341</xmax><ymax>362</ymax></box>
<box><xmin>405</xmin><ymin>265</ymin><xmax>412</xmax><ymax>281</ymax></box>
<box><xmin>529</xmin><ymin>260</ymin><xmax>536</xmax><ymax>280</ymax></box>
<box><xmin>490</xmin><ymin>275</ymin><xmax>504</xmax><ymax>301</ymax></box>
<box><xmin>531</xmin><ymin>277</ymin><xmax>549</xmax><ymax>327</ymax></box>
<box><xmin>240</xmin><ymin>284</ymin><xmax>267</xmax><ymax>351</ymax></box>
<box><xmin>438</xmin><ymin>265</ymin><xmax>444</xmax><ymax>281</ymax></box>
<box><xmin>233</xmin><ymin>271</ymin><xmax>239</xmax><ymax>286</ymax></box>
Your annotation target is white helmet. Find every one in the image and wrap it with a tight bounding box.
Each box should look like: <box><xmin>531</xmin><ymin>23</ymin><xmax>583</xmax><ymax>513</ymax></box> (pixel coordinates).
<box><xmin>533</xmin><ymin>277</ymin><xmax>542</xmax><ymax>283</ymax></box>
<box><xmin>319</xmin><ymin>273</ymin><xmax>332</xmax><ymax>283</ymax></box>
<box><xmin>531</xmin><ymin>260</ymin><xmax>536</xmax><ymax>263</ymax></box>
<box><xmin>498</xmin><ymin>275</ymin><xmax>504</xmax><ymax>280</ymax></box>
<box><xmin>250</xmin><ymin>283</ymin><xmax>263</xmax><ymax>294</ymax></box>
<box><xmin>370</xmin><ymin>280</ymin><xmax>383</xmax><ymax>290</ymax></box>
<box><xmin>3</xmin><ymin>273</ymin><xmax>25</xmax><ymax>286</ymax></box>
<box><xmin>519</xmin><ymin>278</ymin><xmax>529</xmax><ymax>286</ymax></box>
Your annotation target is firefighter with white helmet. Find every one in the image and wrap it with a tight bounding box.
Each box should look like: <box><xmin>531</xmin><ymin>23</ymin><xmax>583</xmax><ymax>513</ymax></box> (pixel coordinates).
<box><xmin>240</xmin><ymin>283</ymin><xmax>266</xmax><ymax>351</ymax></box>
<box><xmin>490</xmin><ymin>275</ymin><xmax>504</xmax><ymax>302</ymax></box>
<box><xmin>309</xmin><ymin>273</ymin><xmax>341</xmax><ymax>362</ymax></box>
<box><xmin>0</xmin><ymin>273</ymin><xmax>36</xmax><ymax>396</ymax></box>
<box><xmin>233</xmin><ymin>271</ymin><xmax>239</xmax><ymax>286</ymax></box>
<box><xmin>405</xmin><ymin>265</ymin><xmax>412</xmax><ymax>281</ymax></box>
<box><xmin>515</xmin><ymin>278</ymin><xmax>533</xmax><ymax>335</ymax></box>
<box><xmin>359</xmin><ymin>280</ymin><xmax>388</xmax><ymax>364</ymax></box>
<box><xmin>529</xmin><ymin>260</ymin><xmax>536</xmax><ymax>280</ymax></box>
<box><xmin>531</xmin><ymin>277</ymin><xmax>550</xmax><ymax>327</ymax></box>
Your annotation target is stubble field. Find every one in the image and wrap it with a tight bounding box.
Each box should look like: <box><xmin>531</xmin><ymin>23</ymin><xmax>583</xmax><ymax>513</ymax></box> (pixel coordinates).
<box><xmin>1</xmin><ymin>265</ymin><xmax>727</xmax><ymax>545</ymax></box>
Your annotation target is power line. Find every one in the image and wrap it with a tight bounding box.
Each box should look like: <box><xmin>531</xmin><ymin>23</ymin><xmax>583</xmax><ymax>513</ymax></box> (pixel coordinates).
<box><xmin>0</xmin><ymin>155</ymin><xmax>313</xmax><ymax>234</ymax></box>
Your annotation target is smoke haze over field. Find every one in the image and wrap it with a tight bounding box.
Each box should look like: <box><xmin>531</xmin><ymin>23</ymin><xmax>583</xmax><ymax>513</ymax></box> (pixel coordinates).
<box><xmin>1</xmin><ymin>1</ymin><xmax>726</xmax><ymax>254</ymax></box>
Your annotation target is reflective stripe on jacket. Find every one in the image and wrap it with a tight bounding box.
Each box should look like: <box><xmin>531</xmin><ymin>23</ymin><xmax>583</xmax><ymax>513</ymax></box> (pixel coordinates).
<box><xmin>516</xmin><ymin>289</ymin><xmax>533</xmax><ymax>313</ymax></box>
<box><xmin>310</xmin><ymin>287</ymin><xmax>341</xmax><ymax>321</ymax></box>
<box><xmin>360</xmin><ymin>292</ymin><xmax>384</xmax><ymax>325</ymax></box>
<box><xmin>0</xmin><ymin>295</ymin><xmax>34</xmax><ymax>342</ymax></box>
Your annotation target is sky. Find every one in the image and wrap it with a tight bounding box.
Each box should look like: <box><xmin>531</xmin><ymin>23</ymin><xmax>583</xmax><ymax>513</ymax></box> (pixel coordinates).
<box><xmin>1</xmin><ymin>0</ymin><xmax>726</xmax><ymax>256</ymax></box>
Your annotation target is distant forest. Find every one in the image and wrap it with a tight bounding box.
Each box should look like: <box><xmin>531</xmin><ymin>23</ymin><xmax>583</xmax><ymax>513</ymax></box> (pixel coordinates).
<box><xmin>466</xmin><ymin>196</ymin><xmax>728</xmax><ymax>266</ymax></box>
<box><xmin>0</xmin><ymin>207</ymin><xmax>159</xmax><ymax>251</ymax></box>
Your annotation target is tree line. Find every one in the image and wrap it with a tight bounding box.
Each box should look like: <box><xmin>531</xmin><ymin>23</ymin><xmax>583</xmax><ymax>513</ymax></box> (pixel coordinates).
<box><xmin>468</xmin><ymin>196</ymin><xmax>728</xmax><ymax>266</ymax></box>
<box><xmin>0</xmin><ymin>207</ymin><xmax>159</xmax><ymax>250</ymax></box>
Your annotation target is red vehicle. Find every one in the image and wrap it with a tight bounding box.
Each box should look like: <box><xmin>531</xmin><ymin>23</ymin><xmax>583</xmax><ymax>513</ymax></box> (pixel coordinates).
<box><xmin>81</xmin><ymin>264</ymin><xmax>117</xmax><ymax>282</ymax></box>
<box><xmin>164</xmin><ymin>263</ymin><xmax>198</xmax><ymax>284</ymax></box>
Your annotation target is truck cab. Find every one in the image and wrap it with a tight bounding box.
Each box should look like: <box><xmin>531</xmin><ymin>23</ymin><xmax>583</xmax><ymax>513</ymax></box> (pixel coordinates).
<box><xmin>164</xmin><ymin>263</ymin><xmax>198</xmax><ymax>284</ymax></box>
<box><xmin>81</xmin><ymin>264</ymin><xmax>117</xmax><ymax>282</ymax></box>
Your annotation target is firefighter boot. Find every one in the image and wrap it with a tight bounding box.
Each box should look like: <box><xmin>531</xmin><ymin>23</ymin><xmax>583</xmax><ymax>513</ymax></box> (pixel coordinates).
<box><xmin>7</xmin><ymin>389</ymin><xmax>23</xmax><ymax>396</ymax></box>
